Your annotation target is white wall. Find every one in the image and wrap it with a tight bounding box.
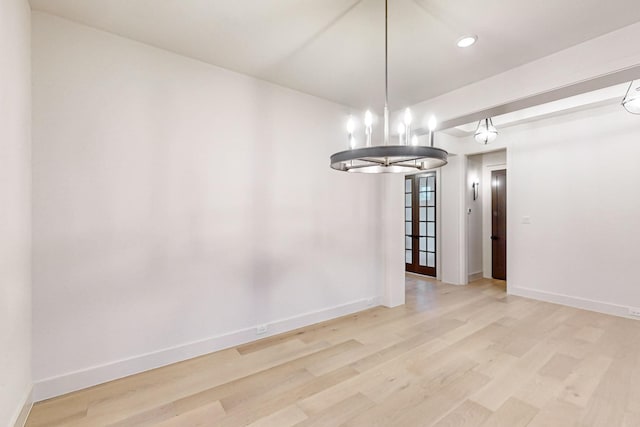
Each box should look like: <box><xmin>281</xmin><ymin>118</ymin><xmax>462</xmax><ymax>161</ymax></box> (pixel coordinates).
<box><xmin>381</xmin><ymin>174</ymin><xmax>405</xmax><ymax>307</ymax></box>
<box><xmin>506</xmin><ymin>104</ymin><xmax>640</xmax><ymax>316</ymax></box>
<box><xmin>466</xmin><ymin>155</ymin><xmax>482</xmax><ymax>279</ymax></box>
<box><xmin>439</xmin><ymin>154</ymin><xmax>466</xmax><ymax>285</ymax></box>
<box><xmin>0</xmin><ymin>0</ymin><xmax>32</xmax><ymax>425</ymax></box>
<box><xmin>31</xmin><ymin>12</ymin><xmax>383</xmax><ymax>400</ymax></box>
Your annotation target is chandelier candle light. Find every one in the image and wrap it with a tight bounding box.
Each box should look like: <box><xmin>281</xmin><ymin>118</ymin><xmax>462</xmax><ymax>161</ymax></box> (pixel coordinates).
<box><xmin>329</xmin><ymin>0</ymin><xmax>448</xmax><ymax>173</ymax></box>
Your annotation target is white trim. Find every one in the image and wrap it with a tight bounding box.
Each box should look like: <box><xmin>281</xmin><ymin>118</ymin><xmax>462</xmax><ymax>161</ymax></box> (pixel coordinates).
<box><xmin>11</xmin><ymin>386</ymin><xmax>32</xmax><ymax>427</ymax></box>
<box><xmin>405</xmin><ymin>271</ymin><xmax>436</xmax><ymax>280</ymax></box>
<box><xmin>33</xmin><ymin>296</ymin><xmax>380</xmax><ymax>402</ymax></box>
<box><xmin>435</xmin><ymin>168</ymin><xmax>442</xmax><ymax>281</ymax></box>
<box><xmin>458</xmin><ymin>156</ymin><xmax>468</xmax><ymax>285</ymax></box>
<box><xmin>509</xmin><ymin>286</ymin><xmax>635</xmax><ymax>319</ymax></box>
<box><xmin>468</xmin><ymin>271</ymin><xmax>483</xmax><ymax>282</ymax></box>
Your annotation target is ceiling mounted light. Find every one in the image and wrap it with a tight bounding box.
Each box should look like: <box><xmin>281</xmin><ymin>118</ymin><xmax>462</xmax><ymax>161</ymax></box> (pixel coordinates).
<box><xmin>622</xmin><ymin>80</ymin><xmax>640</xmax><ymax>114</ymax></box>
<box><xmin>474</xmin><ymin>118</ymin><xmax>498</xmax><ymax>144</ymax></box>
<box><xmin>457</xmin><ymin>35</ymin><xmax>477</xmax><ymax>48</ymax></box>
<box><xmin>329</xmin><ymin>0</ymin><xmax>448</xmax><ymax>173</ymax></box>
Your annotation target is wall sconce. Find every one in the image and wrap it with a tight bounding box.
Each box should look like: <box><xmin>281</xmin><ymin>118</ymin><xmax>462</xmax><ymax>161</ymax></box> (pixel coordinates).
<box><xmin>472</xmin><ymin>181</ymin><xmax>480</xmax><ymax>201</ymax></box>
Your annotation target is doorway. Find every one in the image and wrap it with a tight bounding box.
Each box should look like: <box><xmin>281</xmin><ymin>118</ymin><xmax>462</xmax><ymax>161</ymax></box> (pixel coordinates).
<box><xmin>491</xmin><ymin>169</ymin><xmax>507</xmax><ymax>280</ymax></box>
<box><xmin>404</xmin><ymin>173</ymin><xmax>437</xmax><ymax>277</ymax></box>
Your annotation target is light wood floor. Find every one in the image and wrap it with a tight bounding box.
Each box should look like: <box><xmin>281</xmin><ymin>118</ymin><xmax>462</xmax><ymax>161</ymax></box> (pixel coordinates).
<box><xmin>27</xmin><ymin>276</ymin><xmax>640</xmax><ymax>426</ymax></box>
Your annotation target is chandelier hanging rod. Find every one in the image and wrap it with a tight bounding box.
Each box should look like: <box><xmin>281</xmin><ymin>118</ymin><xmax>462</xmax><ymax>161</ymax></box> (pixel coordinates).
<box><xmin>383</xmin><ymin>0</ymin><xmax>389</xmax><ymax>145</ymax></box>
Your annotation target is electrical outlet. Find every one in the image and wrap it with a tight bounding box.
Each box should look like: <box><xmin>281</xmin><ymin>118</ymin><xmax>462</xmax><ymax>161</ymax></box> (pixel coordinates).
<box><xmin>256</xmin><ymin>324</ymin><xmax>268</xmax><ymax>335</ymax></box>
<box><xmin>366</xmin><ymin>297</ymin><xmax>375</xmax><ymax>306</ymax></box>
<box><xmin>628</xmin><ymin>307</ymin><xmax>640</xmax><ymax>317</ymax></box>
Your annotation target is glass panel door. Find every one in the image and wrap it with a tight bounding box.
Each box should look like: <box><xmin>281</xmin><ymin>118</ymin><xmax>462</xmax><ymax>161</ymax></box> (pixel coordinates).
<box><xmin>405</xmin><ymin>178</ymin><xmax>413</xmax><ymax>265</ymax></box>
<box><xmin>405</xmin><ymin>173</ymin><xmax>437</xmax><ymax>277</ymax></box>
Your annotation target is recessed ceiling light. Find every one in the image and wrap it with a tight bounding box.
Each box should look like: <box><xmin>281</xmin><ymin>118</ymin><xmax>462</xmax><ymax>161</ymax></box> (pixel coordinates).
<box><xmin>457</xmin><ymin>35</ymin><xmax>477</xmax><ymax>48</ymax></box>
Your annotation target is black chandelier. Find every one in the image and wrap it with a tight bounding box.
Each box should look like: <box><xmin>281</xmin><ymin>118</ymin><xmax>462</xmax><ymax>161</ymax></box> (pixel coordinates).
<box><xmin>329</xmin><ymin>0</ymin><xmax>448</xmax><ymax>173</ymax></box>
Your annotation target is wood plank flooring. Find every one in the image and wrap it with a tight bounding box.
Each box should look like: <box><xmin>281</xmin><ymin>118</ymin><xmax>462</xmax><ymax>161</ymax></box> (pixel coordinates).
<box><xmin>26</xmin><ymin>276</ymin><xmax>640</xmax><ymax>426</ymax></box>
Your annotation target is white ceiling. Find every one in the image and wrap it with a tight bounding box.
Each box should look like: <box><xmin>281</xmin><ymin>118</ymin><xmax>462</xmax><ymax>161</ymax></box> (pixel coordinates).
<box><xmin>30</xmin><ymin>0</ymin><xmax>640</xmax><ymax>110</ymax></box>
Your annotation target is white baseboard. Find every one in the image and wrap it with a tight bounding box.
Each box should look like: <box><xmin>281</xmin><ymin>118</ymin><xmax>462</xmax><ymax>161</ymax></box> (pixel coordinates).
<box><xmin>33</xmin><ymin>296</ymin><xmax>380</xmax><ymax>402</ymax></box>
<box><xmin>508</xmin><ymin>286</ymin><xmax>633</xmax><ymax>319</ymax></box>
<box><xmin>405</xmin><ymin>272</ymin><xmax>437</xmax><ymax>280</ymax></box>
<box><xmin>468</xmin><ymin>271</ymin><xmax>483</xmax><ymax>282</ymax></box>
<box><xmin>12</xmin><ymin>386</ymin><xmax>32</xmax><ymax>427</ymax></box>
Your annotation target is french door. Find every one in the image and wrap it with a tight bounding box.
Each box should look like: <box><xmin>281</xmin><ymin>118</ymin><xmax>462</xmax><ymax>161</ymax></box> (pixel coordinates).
<box><xmin>405</xmin><ymin>173</ymin><xmax>437</xmax><ymax>276</ymax></box>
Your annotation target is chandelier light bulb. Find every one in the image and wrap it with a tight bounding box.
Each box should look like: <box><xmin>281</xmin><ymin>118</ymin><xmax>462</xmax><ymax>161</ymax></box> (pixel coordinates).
<box><xmin>364</xmin><ymin>110</ymin><xmax>373</xmax><ymax>146</ymax></box>
<box><xmin>428</xmin><ymin>116</ymin><xmax>437</xmax><ymax>131</ymax></box>
<box><xmin>349</xmin><ymin>135</ymin><xmax>356</xmax><ymax>149</ymax></box>
<box><xmin>364</xmin><ymin>110</ymin><xmax>373</xmax><ymax>127</ymax></box>
<box><xmin>347</xmin><ymin>116</ymin><xmax>355</xmax><ymax>134</ymax></box>
<box><xmin>397</xmin><ymin>123</ymin><xmax>406</xmax><ymax>145</ymax></box>
<box><xmin>411</xmin><ymin>135</ymin><xmax>418</xmax><ymax>146</ymax></box>
<box><xmin>403</xmin><ymin>108</ymin><xmax>412</xmax><ymax>126</ymax></box>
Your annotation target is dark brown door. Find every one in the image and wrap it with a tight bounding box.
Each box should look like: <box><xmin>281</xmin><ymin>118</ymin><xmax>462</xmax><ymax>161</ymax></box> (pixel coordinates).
<box><xmin>405</xmin><ymin>174</ymin><xmax>436</xmax><ymax>277</ymax></box>
<box><xmin>491</xmin><ymin>169</ymin><xmax>507</xmax><ymax>280</ymax></box>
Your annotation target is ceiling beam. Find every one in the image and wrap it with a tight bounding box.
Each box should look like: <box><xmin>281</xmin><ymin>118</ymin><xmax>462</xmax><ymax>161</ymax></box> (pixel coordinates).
<box><xmin>413</xmin><ymin>64</ymin><xmax>640</xmax><ymax>135</ymax></box>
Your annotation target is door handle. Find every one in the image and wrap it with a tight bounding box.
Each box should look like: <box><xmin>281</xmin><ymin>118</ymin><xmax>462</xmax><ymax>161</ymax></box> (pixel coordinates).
<box><xmin>491</xmin><ymin>235</ymin><xmax>499</xmax><ymax>240</ymax></box>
